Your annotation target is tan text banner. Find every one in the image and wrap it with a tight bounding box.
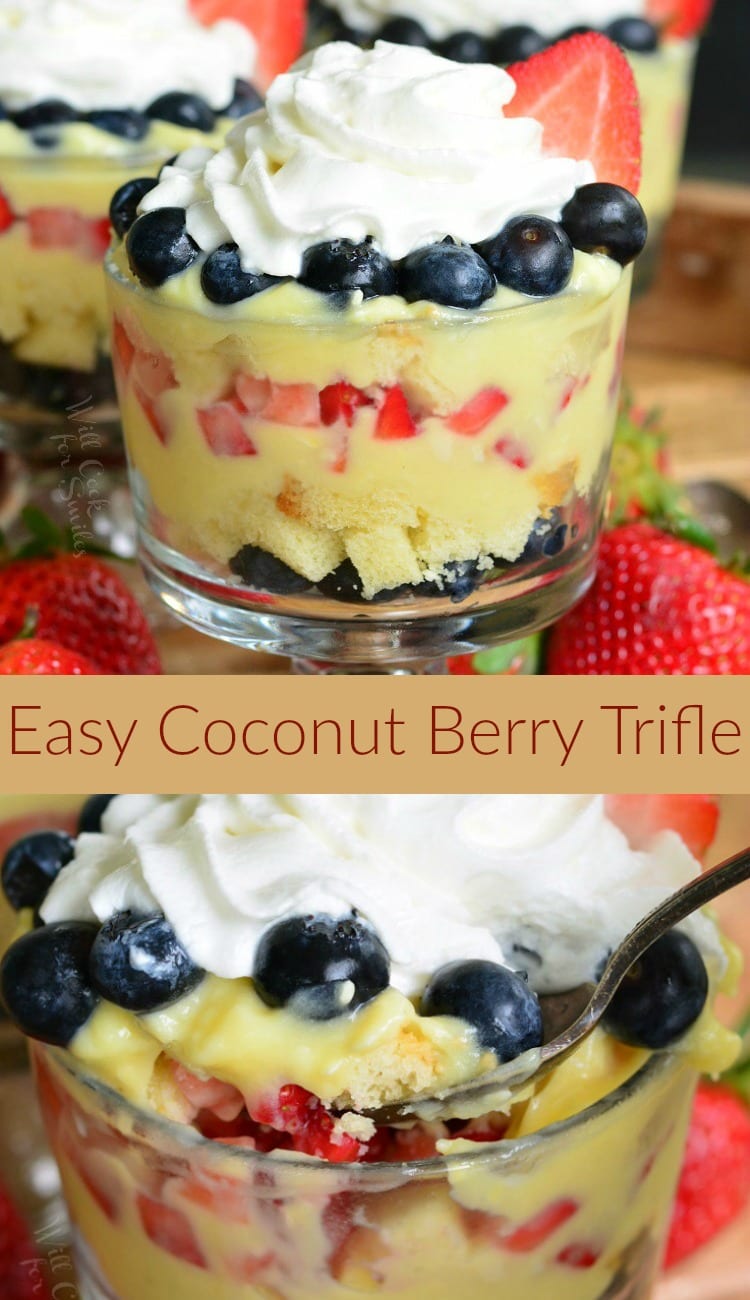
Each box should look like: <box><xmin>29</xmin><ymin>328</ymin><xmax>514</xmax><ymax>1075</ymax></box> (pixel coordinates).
<box><xmin>1</xmin><ymin>675</ymin><xmax>748</xmax><ymax>793</ymax></box>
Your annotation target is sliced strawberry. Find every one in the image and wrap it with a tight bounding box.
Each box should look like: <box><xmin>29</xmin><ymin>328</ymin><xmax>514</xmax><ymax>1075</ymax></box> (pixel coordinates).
<box><xmin>447</xmin><ymin>387</ymin><xmax>510</xmax><ymax>436</ymax></box>
<box><xmin>263</xmin><ymin>382</ymin><xmax>320</xmax><ymax>427</ymax></box>
<box><xmin>320</xmin><ymin>381</ymin><xmax>374</xmax><ymax>428</ymax></box>
<box><xmin>605</xmin><ymin>794</ymin><xmax>719</xmax><ymax>861</ymax></box>
<box><xmin>137</xmin><ymin>1195</ymin><xmax>207</xmax><ymax>1270</ymax></box>
<box><xmin>250</xmin><ymin>1085</ymin><xmax>363</xmax><ymax>1163</ymax></box>
<box><xmin>235</xmin><ymin>371</ymin><xmax>272</xmax><ymax>414</ymax></box>
<box><xmin>131</xmin><ymin>347</ymin><xmax>177</xmax><ymax>400</ymax></box>
<box><xmin>374</xmin><ymin>386</ymin><xmax>419</xmax><ymax>441</ymax></box>
<box><xmin>501</xmin><ymin>1199</ymin><xmax>579</xmax><ymax>1252</ymax></box>
<box><xmin>228</xmin><ymin>1252</ymin><xmax>275</xmax><ymax>1284</ymax></box>
<box><xmin>557</xmin><ymin>1243</ymin><xmax>601</xmax><ymax>1269</ymax></box>
<box><xmin>0</xmin><ymin>190</ymin><xmax>15</xmax><ymax>234</ymax></box>
<box><xmin>198</xmin><ymin>398</ymin><xmax>257</xmax><ymax>456</ymax></box>
<box><xmin>494</xmin><ymin>436</ymin><xmax>531</xmax><ymax>469</ymax></box>
<box><xmin>188</xmin><ymin>0</ymin><xmax>306</xmax><ymax>87</ymax></box>
<box><xmin>646</xmin><ymin>0</ymin><xmax>715</xmax><ymax>39</ymax></box>
<box><xmin>81</xmin><ymin>215</ymin><xmax>112</xmax><ymax>261</ymax></box>
<box><xmin>506</xmin><ymin>34</ymin><xmax>642</xmax><ymax>194</ymax></box>
<box><xmin>111</xmin><ymin>318</ymin><xmax>136</xmax><ymax>380</ymax></box>
<box><xmin>134</xmin><ymin>384</ymin><xmax>170</xmax><ymax>445</ymax></box>
<box><xmin>27</xmin><ymin>207</ymin><xmax>83</xmax><ymax>250</ymax></box>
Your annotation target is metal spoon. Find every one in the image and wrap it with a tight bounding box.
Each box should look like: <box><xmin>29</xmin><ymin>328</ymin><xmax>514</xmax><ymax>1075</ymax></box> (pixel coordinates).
<box><xmin>366</xmin><ymin>843</ymin><xmax>750</xmax><ymax>1125</ymax></box>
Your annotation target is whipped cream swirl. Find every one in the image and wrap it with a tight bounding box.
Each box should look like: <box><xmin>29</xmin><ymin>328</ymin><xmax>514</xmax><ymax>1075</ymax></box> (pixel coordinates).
<box><xmin>138</xmin><ymin>41</ymin><xmax>594</xmax><ymax>277</ymax></box>
<box><xmin>0</xmin><ymin>0</ymin><xmax>256</xmax><ymax>113</ymax></box>
<box><xmin>42</xmin><ymin>794</ymin><xmax>724</xmax><ymax>998</ymax></box>
<box><xmin>332</xmin><ymin>0</ymin><xmax>647</xmax><ymax>40</ymax></box>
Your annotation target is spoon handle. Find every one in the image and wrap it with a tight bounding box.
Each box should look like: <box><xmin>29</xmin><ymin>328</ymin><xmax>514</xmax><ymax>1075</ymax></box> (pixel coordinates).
<box><xmin>581</xmin><ymin>843</ymin><xmax>750</xmax><ymax>1034</ymax></box>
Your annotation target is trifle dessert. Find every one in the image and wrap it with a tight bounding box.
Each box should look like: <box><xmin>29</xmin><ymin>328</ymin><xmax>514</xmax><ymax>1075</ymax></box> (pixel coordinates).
<box><xmin>309</xmin><ymin>0</ymin><xmax>714</xmax><ymax>285</ymax></box>
<box><xmin>0</xmin><ymin>0</ymin><xmax>304</xmax><ymax>457</ymax></box>
<box><xmin>0</xmin><ymin>793</ymin><xmax>741</xmax><ymax>1300</ymax></box>
<box><xmin>106</xmin><ymin>36</ymin><xmax>647</xmax><ymax>660</ymax></box>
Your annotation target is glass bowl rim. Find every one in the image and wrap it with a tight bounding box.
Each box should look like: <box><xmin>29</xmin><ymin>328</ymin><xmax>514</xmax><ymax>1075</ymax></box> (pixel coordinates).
<box><xmin>37</xmin><ymin>1042</ymin><xmax>684</xmax><ymax>1179</ymax></box>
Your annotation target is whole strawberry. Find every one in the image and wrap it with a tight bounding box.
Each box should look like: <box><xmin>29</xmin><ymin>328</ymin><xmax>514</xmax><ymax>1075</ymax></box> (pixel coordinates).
<box><xmin>546</xmin><ymin>523</ymin><xmax>750</xmax><ymax>674</ymax></box>
<box><xmin>0</xmin><ymin>511</ymin><xmax>161</xmax><ymax>675</ymax></box>
<box><xmin>0</xmin><ymin>638</ymin><xmax>99</xmax><ymax>676</ymax></box>
<box><xmin>0</xmin><ymin>1180</ymin><xmax>52</xmax><ymax>1300</ymax></box>
<box><xmin>666</xmin><ymin>1081</ymin><xmax>750</xmax><ymax>1267</ymax></box>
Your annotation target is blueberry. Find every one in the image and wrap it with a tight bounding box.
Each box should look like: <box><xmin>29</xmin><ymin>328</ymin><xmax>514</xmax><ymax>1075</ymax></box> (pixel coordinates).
<box><xmin>605</xmin><ymin>17</ymin><xmax>659</xmax><ymax>51</ymax></box>
<box><xmin>89</xmin><ymin>912</ymin><xmax>204</xmax><ymax>1013</ymax></box>
<box><xmin>317</xmin><ymin>558</ymin><xmax>410</xmax><ymax>604</ymax></box>
<box><xmin>399</xmin><ymin>241</ymin><xmax>495</xmax><ymax>309</ymax></box>
<box><xmin>421</xmin><ymin>959</ymin><xmax>543</xmax><ymax>1062</ymax></box>
<box><xmin>146</xmin><ymin>92</ymin><xmax>215</xmax><ymax>133</ymax></box>
<box><xmin>12</xmin><ymin>99</ymin><xmax>78</xmax><ymax>131</ymax></box>
<box><xmin>561</xmin><ymin>183</ymin><xmax>648</xmax><ymax>267</ymax></box>
<box><xmin>0</xmin><ymin>922</ymin><xmax>99</xmax><ymax>1046</ymax></box>
<box><xmin>253</xmin><ymin>914</ymin><xmax>390</xmax><ymax>1020</ymax></box>
<box><xmin>109</xmin><ymin>177</ymin><xmax>158</xmax><ymax>239</ymax></box>
<box><xmin>85</xmin><ymin>109</ymin><xmax>149</xmax><ymax>140</ymax></box>
<box><xmin>439</xmin><ymin>31</ymin><xmax>490</xmax><ymax>62</ymax></box>
<box><xmin>422</xmin><ymin>558</ymin><xmax>482</xmax><ymax>602</ymax></box>
<box><xmin>2</xmin><ymin>831</ymin><xmax>75</xmax><ymax>912</ymax></box>
<box><xmin>223</xmin><ymin>78</ymin><xmax>264</xmax><ymax>119</ymax></box>
<box><xmin>300</xmin><ymin>239</ymin><xmax>397</xmax><ymax>299</ymax></box>
<box><xmin>229</xmin><ymin>543</ymin><xmax>312</xmax><ymax>594</ymax></box>
<box><xmin>478</xmin><ymin>216</ymin><xmax>574</xmax><ymax>296</ymax></box>
<box><xmin>126</xmin><ymin>208</ymin><xmax>200</xmax><ymax>287</ymax></box>
<box><xmin>490</xmin><ymin>26</ymin><xmax>547</xmax><ymax>62</ymax></box>
<box><xmin>604</xmin><ymin>931</ymin><xmax>708</xmax><ymax>1050</ymax></box>
<box><xmin>78</xmin><ymin>795</ymin><xmax>115</xmax><ymax>835</ymax></box>
<box><xmin>519</xmin><ymin>513</ymin><xmax>568</xmax><ymax>563</ymax></box>
<box><xmin>378</xmin><ymin>17</ymin><xmax>429</xmax><ymax>45</ymax></box>
<box><xmin>201</xmin><ymin>243</ymin><xmax>280</xmax><ymax>304</ymax></box>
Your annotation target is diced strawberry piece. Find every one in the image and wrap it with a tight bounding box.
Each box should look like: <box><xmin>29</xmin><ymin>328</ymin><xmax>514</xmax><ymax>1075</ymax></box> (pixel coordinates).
<box><xmin>137</xmin><ymin>1195</ymin><xmax>207</xmax><ymax>1270</ymax></box>
<box><xmin>494</xmin><ymin>436</ymin><xmax>531</xmax><ymax>469</ymax></box>
<box><xmin>179</xmin><ymin>1173</ymin><xmax>251</xmax><ymax>1224</ymax></box>
<box><xmin>198</xmin><ymin>398</ymin><xmax>257</xmax><ymax>456</ymax></box>
<box><xmin>0</xmin><ymin>190</ymin><xmax>15</xmax><ymax>234</ymax></box>
<box><xmin>228</xmin><ymin>1252</ymin><xmax>275</xmax><ymax>1283</ymax></box>
<box><xmin>605</xmin><ymin>794</ymin><xmax>719</xmax><ymax>861</ymax></box>
<box><xmin>461</xmin><ymin>1208</ymin><xmax>510</xmax><ymax>1245</ymax></box>
<box><xmin>320</xmin><ymin>381</ymin><xmax>374</xmax><ymax>428</ymax></box>
<box><xmin>28</xmin><ymin>207</ymin><xmax>84</xmax><ymax>250</ymax></box>
<box><xmin>172</xmin><ymin>1065</ymin><xmax>245</xmax><ymax>1120</ymax></box>
<box><xmin>557</xmin><ymin>1243</ymin><xmax>601</xmax><ymax>1269</ymax></box>
<box><xmin>502</xmin><ymin>1200</ymin><xmax>579</xmax><ymax>1252</ymax></box>
<box><xmin>506</xmin><ymin>35</ymin><xmax>642</xmax><ymax>194</ymax></box>
<box><xmin>134</xmin><ymin>384</ymin><xmax>170</xmax><ymax>445</ymax></box>
<box><xmin>81</xmin><ymin>215</ymin><xmax>112</xmax><ymax>261</ymax></box>
<box><xmin>250</xmin><ymin>1086</ymin><xmax>363</xmax><ymax>1163</ymax></box>
<box><xmin>447</xmin><ymin>387</ymin><xmax>510</xmax><ymax>436</ymax></box>
<box><xmin>235</xmin><ymin>372</ymin><xmax>272</xmax><ymax>414</ymax></box>
<box><xmin>132</xmin><ymin>347</ymin><xmax>177</xmax><ymax>400</ymax></box>
<box><xmin>646</xmin><ymin>0</ymin><xmax>714</xmax><ymax>39</ymax></box>
<box><xmin>374</xmin><ymin>386</ymin><xmax>419</xmax><ymax>441</ymax></box>
<box><xmin>263</xmin><ymin>382</ymin><xmax>321</xmax><ymax>427</ymax></box>
<box><xmin>188</xmin><ymin>0</ymin><xmax>306</xmax><ymax>88</ymax></box>
<box><xmin>111</xmin><ymin>318</ymin><xmax>136</xmax><ymax>380</ymax></box>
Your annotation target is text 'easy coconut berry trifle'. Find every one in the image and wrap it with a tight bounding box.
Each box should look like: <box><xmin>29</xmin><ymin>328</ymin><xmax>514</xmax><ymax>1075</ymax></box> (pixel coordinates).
<box><xmin>0</xmin><ymin>0</ymin><xmax>304</xmax><ymax>450</ymax></box>
<box><xmin>107</xmin><ymin>36</ymin><xmax>647</xmax><ymax>657</ymax></box>
<box><xmin>0</xmin><ymin>794</ymin><xmax>741</xmax><ymax>1300</ymax></box>
<box><xmin>310</xmin><ymin>0</ymin><xmax>714</xmax><ymax>283</ymax></box>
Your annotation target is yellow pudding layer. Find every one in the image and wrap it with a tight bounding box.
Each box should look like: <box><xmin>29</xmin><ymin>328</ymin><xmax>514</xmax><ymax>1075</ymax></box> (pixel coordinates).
<box><xmin>630</xmin><ymin>40</ymin><xmax>696</xmax><ymax>229</ymax></box>
<box><xmin>0</xmin><ymin>119</ymin><xmax>231</xmax><ymax>372</ymax></box>
<box><xmin>73</xmin><ymin>976</ymin><xmax>487</xmax><ymax>1113</ymax></box>
<box><xmin>108</xmin><ymin>248</ymin><xmax>630</xmax><ymax>596</ymax></box>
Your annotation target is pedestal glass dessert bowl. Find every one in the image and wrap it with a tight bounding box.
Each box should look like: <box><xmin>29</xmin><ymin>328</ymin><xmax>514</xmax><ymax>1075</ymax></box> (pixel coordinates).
<box><xmin>107</xmin><ymin>38</ymin><xmax>647</xmax><ymax>669</ymax></box>
<box><xmin>0</xmin><ymin>793</ymin><xmax>741</xmax><ymax>1300</ymax></box>
<box><xmin>0</xmin><ymin>0</ymin><xmax>300</xmax><ymax>539</ymax></box>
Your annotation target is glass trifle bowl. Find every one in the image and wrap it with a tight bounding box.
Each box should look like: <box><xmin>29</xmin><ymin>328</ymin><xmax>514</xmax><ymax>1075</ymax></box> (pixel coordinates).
<box><xmin>0</xmin><ymin>0</ymin><xmax>303</xmax><ymax>538</ymax></box>
<box><xmin>308</xmin><ymin>2</ymin><xmax>713</xmax><ymax>293</ymax></box>
<box><xmin>0</xmin><ymin>793</ymin><xmax>740</xmax><ymax>1300</ymax></box>
<box><xmin>106</xmin><ymin>39</ymin><xmax>647</xmax><ymax>670</ymax></box>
